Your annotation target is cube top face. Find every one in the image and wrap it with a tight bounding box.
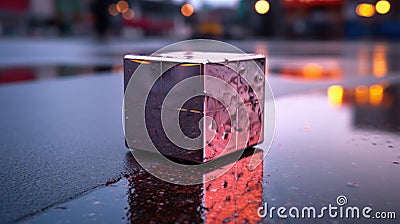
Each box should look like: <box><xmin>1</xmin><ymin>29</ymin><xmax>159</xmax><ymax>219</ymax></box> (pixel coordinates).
<box><xmin>124</xmin><ymin>51</ymin><xmax>265</xmax><ymax>64</ymax></box>
<box><xmin>124</xmin><ymin>52</ymin><xmax>265</xmax><ymax>163</ymax></box>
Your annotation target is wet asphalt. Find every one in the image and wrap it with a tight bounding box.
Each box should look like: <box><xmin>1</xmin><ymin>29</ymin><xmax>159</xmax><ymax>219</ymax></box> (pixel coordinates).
<box><xmin>0</xmin><ymin>38</ymin><xmax>400</xmax><ymax>223</ymax></box>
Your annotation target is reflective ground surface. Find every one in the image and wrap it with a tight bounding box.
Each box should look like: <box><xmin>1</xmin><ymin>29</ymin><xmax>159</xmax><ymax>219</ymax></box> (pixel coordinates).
<box><xmin>0</xmin><ymin>38</ymin><xmax>399</xmax><ymax>223</ymax></box>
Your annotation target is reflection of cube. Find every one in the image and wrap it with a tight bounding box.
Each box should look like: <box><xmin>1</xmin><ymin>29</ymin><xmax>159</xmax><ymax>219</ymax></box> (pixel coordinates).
<box><xmin>125</xmin><ymin>149</ymin><xmax>263</xmax><ymax>223</ymax></box>
<box><xmin>124</xmin><ymin>52</ymin><xmax>265</xmax><ymax>163</ymax></box>
<box><xmin>204</xmin><ymin>149</ymin><xmax>263</xmax><ymax>223</ymax></box>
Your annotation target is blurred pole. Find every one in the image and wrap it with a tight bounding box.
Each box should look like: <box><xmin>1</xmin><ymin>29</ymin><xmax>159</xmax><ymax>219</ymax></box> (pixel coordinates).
<box><xmin>90</xmin><ymin>0</ymin><xmax>112</xmax><ymax>40</ymax></box>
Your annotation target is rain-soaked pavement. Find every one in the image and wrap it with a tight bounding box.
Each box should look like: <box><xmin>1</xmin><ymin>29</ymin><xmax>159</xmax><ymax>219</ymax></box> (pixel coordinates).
<box><xmin>0</xmin><ymin>38</ymin><xmax>399</xmax><ymax>223</ymax></box>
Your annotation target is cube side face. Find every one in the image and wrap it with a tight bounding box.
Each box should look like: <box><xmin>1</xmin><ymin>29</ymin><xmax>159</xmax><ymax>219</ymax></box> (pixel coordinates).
<box><xmin>204</xmin><ymin>58</ymin><xmax>265</xmax><ymax>162</ymax></box>
<box><xmin>124</xmin><ymin>57</ymin><xmax>205</xmax><ymax>162</ymax></box>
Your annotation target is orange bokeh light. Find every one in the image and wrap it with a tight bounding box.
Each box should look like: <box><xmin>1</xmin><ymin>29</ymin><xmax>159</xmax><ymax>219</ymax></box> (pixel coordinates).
<box><xmin>356</xmin><ymin>3</ymin><xmax>375</xmax><ymax>17</ymax></box>
<box><xmin>372</xmin><ymin>45</ymin><xmax>388</xmax><ymax>77</ymax></box>
<box><xmin>116</xmin><ymin>0</ymin><xmax>129</xmax><ymax>13</ymax></box>
<box><xmin>181</xmin><ymin>3</ymin><xmax>194</xmax><ymax>17</ymax></box>
<box><xmin>108</xmin><ymin>4</ymin><xmax>119</xmax><ymax>16</ymax></box>
<box><xmin>369</xmin><ymin>84</ymin><xmax>384</xmax><ymax>105</ymax></box>
<box><xmin>122</xmin><ymin>8</ymin><xmax>134</xmax><ymax>20</ymax></box>
<box><xmin>302</xmin><ymin>63</ymin><xmax>323</xmax><ymax>79</ymax></box>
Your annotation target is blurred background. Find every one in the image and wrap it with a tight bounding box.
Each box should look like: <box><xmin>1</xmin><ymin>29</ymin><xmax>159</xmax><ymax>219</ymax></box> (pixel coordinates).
<box><xmin>0</xmin><ymin>0</ymin><xmax>399</xmax><ymax>40</ymax></box>
<box><xmin>0</xmin><ymin>0</ymin><xmax>399</xmax><ymax>84</ymax></box>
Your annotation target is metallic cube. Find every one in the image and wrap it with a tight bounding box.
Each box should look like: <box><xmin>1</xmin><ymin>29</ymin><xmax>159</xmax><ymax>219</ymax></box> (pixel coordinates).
<box><xmin>124</xmin><ymin>52</ymin><xmax>265</xmax><ymax>163</ymax></box>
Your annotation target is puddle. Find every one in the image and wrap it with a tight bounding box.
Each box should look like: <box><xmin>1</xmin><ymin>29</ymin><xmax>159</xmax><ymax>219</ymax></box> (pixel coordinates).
<box><xmin>266</xmin><ymin>42</ymin><xmax>400</xmax><ymax>82</ymax></box>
